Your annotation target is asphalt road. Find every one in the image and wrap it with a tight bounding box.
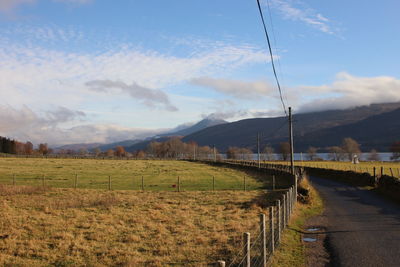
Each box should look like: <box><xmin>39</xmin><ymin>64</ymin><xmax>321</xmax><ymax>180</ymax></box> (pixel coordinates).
<box><xmin>309</xmin><ymin>176</ymin><xmax>400</xmax><ymax>267</ymax></box>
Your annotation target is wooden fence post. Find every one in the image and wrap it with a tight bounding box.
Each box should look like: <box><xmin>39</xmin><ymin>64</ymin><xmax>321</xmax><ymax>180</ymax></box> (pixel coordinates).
<box><xmin>260</xmin><ymin>213</ymin><xmax>267</xmax><ymax>267</ymax></box>
<box><xmin>381</xmin><ymin>167</ymin><xmax>384</xmax><ymax>176</ymax></box>
<box><xmin>244</xmin><ymin>232</ymin><xmax>250</xmax><ymax>267</ymax></box>
<box><xmin>243</xmin><ymin>176</ymin><xmax>246</xmax><ymax>191</ymax></box>
<box><xmin>276</xmin><ymin>200</ymin><xmax>281</xmax><ymax>243</ymax></box>
<box><xmin>108</xmin><ymin>175</ymin><xmax>111</xmax><ymax>190</ymax></box>
<box><xmin>282</xmin><ymin>194</ymin><xmax>286</xmax><ymax>228</ymax></box>
<box><xmin>269</xmin><ymin>207</ymin><xmax>274</xmax><ymax>255</ymax></box>
<box><xmin>141</xmin><ymin>176</ymin><xmax>144</xmax><ymax>191</ymax></box>
<box><xmin>390</xmin><ymin>168</ymin><xmax>394</xmax><ymax>177</ymax></box>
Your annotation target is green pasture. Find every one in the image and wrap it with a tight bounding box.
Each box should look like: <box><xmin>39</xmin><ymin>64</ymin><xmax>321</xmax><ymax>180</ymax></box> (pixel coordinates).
<box><xmin>268</xmin><ymin>160</ymin><xmax>400</xmax><ymax>178</ymax></box>
<box><xmin>0</xmin><ymin>158</ymin><xmax>270</xmax><ymax>191</ymax></box>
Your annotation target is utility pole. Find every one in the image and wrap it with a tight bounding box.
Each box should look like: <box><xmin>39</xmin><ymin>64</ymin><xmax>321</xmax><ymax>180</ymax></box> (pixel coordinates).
<box><xmin>257</xmin><ymin>133</ymin><xmax>261</xmax><ymax>169</ymax></box>
<box><xmin>288</xmin><ymin>107</ymin><xmax>296</xmax><ymax>197</ymax></box>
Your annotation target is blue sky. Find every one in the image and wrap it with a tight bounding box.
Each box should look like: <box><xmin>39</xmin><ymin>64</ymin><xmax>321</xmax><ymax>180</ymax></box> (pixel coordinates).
<box><xmin>0</xmin><ymin>0</ymin><xmax>399</xmax><ymax>145</ymax></box>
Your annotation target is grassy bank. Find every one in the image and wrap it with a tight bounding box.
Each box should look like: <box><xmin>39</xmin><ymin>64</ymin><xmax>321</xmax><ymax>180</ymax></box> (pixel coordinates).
<box><xmin>0</xmin><ymin>158</ymin><xmax>267</xmax><ymax>191</ymax></box>
<box><xmin>271</xmin><ymin>179</ymin><xmax>324</xmax><ymax>267</ymax></box>
<box><xmin>261</xmin><ymin>160</ymin><xmax>400</xmax><ymax>178</ymax></box>
<box><xmin>0</xmin><ymin>186</ymin><xmax>270</xmax><ymax>266</ymax></box>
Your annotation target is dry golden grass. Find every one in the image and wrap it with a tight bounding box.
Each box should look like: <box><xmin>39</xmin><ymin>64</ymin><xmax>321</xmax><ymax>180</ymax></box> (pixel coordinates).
<box><xmin>0</xmin><ymin>185</ymin><xmax>268</xmax><ymax>266</ymax></box>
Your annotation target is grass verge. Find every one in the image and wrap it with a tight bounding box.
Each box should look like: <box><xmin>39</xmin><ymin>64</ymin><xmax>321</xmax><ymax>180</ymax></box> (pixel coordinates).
<box><xmin>271</xmin><ymin>178</ymin><xmax>324</xmax><ymax>267</ymax></box>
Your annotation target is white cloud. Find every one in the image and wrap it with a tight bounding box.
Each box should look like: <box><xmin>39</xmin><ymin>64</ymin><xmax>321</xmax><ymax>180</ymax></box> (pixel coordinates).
<box><xmin>269</xmin><ymin>0</ymin><xmax>337</xmax><ymax>34</ymax></box>
<box><xmin>0</xmin><ymin>0</ymin><xmax>91</xmax><ymax>13</ymax></box>
<box><xmin>0</xmin><ymin>38</ymin><xmax>268</xmax><ymax>110</ymax></box>
<box><xmin>85</xmin><ymin>80</ymin><xmax>178</xmax><ymax>111</ymax></box>
<box><xmin>190</xmin><ymin>77</ymin><xmax>274</xmax><ymax>99</ymax></box>
<box><xmin>0</xmin><ymin>0</ymin><xmax>35</xmax><ymax>12</ymax></box>
<box><xmin>0</xmin><ymin>105</ymin><xmax>163</xmax><ymax>145</ymax></box>
<box><xmin>297</xmin><ymin>72</ymin><xmax>400</xmax><ymax>112</ymax></box>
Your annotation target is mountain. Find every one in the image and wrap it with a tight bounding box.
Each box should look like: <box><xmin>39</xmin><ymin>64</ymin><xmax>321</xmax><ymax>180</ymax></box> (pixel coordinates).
<box><xmin>181</xmin><ymin>102</ymin><xmax>400</xmax><ymax>152</ymax></box>
<box><xmin>293</xmin><ymin>108</ymin><xmax>400</xmax><ymax>152</ymax></box>
<box><xmin>157</xmin><ymin>118</ymin><xmax>227</xmax><ymax>137</ymax></box>
<box><xmin>126</xmin><ymin>118</ymin><xmax>227</xmax><ymax>152</ymax></box>
<box><xmin>55</xmin><ymin>143</ymin><xmax>102</xmax><ymax>152</ymax></box>
<box><xmin>97</xmin><ymin>139</ymin><xmax>142</xmax><ymax>152</ymax></box>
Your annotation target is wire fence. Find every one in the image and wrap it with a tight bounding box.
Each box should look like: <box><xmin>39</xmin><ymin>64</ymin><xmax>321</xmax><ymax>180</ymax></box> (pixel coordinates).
<box><xmin>216</xmin><ymin>184</ymin><xmax>296</xmax><ymax>267</ymax></box>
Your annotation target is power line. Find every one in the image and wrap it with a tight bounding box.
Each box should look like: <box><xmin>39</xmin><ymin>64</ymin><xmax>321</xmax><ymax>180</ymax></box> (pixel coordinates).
<box><xmin>256</xmin><ymin>0</ymin><xmax>287</xmax><ymax>116</ymax></box>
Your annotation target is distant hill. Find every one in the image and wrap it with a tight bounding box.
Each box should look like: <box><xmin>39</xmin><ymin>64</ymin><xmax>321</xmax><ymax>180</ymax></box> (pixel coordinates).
<box><xmin>293</xmin><ymin>108</ymin><xmax>400</xmax><ymax>151</ymax></box>
<box><xmin>97</xmin><ymin>139</ymin><xmax>142</xmax><ymax>152</ymax></box>
<box><xmin>126</xmin><ymin>118</ymin><xmax>227</xmax><ymax>152</ymax></box>
<box><xmin>182</xmin><ymin>102</ymin><xmax>400</xmax><ymax>152</ymax></box>
<box><xmin>55</xmin><ymin>143</ymin><xmax>102</xmax><ymax>152</ymax></box>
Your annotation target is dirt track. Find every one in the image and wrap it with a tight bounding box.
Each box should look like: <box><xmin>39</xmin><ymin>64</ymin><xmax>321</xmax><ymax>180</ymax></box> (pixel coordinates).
<box><xmin>309</xmin><ymin>176</ymin><xmax>400</xmax><ymax>267</ymax></box>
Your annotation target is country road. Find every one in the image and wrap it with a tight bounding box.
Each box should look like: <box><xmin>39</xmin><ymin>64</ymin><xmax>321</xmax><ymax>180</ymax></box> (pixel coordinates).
<box><xmin>309</xmin><ymin>176</ymin><xmax>400</xmax><ymax>267</ymax></box>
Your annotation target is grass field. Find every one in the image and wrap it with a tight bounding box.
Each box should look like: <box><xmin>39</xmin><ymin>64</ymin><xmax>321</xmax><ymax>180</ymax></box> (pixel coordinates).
<box><xmin>0</xmin><ymin>185</ymin><xmax>271</xmax><ymax>266</ymax></box>
<box><xmin>266</xmin><ymin>160</ymin><xmax>400</xmax><ymax>178</ymax></box>
<box><xmin>0</xmin><ymin>158</ymin><xmax>268</xmax><ymax>191</ymax></box>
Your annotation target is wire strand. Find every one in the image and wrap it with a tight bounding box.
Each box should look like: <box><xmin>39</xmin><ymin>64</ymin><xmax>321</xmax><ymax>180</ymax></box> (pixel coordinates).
<box><xmin>256</xmin><ymin>0</ymin><xmax>287</xmax><ymax>116</ymax></box>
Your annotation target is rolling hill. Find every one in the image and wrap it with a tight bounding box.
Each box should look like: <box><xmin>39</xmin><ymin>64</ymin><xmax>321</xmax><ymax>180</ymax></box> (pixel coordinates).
<box><xmin>181</xmin><ymin>102</ymin><xmax>400</xmax><ymax>152</ymax></box>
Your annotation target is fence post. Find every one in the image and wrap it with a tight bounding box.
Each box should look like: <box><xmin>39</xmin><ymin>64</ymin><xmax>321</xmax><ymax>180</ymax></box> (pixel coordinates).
<box><xmin>212</xmin><ymin>176</ymin><xmax>215</xmax><ymax>191</ymax></box>
<box><xmin>381</xmin><ymin>167</ymin><xmax>384</xmax><ymax>176</ymax></box>
<box><xmin>390</xmin><ymin>168</ymin><xmax>394</xmax><ymax>177</ymax></box>
<box><xmin>216</xmin><ymin>260</ymin><xmax>225</xmax><ymax>267</ymax></box>
<box><xmin>261</xmin><ymin>213</ymin><xmax>267</xmax><ymax>267</ymax></box>
<box><xmin>244</xmin><ymin>232</ymin><xmax>250</xmax><ymax>267</ymax></box>
<box><xmin>243</xmin><ymin>176</ymin><xmax>246</xmax><ymax>191</ymax></box>
<box><xmin>269</xmin><ymin>207</ymin><xmax>275</xmax><ymax>255</ymax></box>
<box><xmin>108</xmin><ymin>175</ymin><xmax>111</xmax><ymax>190</ymax></box>
<box><xmin>141</xmin><ymin>176</ymin><xmax>144</xmax><ymax>191</ymax></box>
<box><xmin>276</xmin><ymin>200</ymin><xmax>281</xmax><ymax>243</ymax></box>
<box><xmin>178</xmin><ymin>176</ymin><xmax>180</xmax><ymax>192</ymax></box>
<box><xmin>282</xmin><ymin>194</ymin><xmax>286</xmax><ymax>228</ymax></box>
<box><xmin>272</xmin><ymin>175</ymin><xmax>276</xmax><ymax>190</ymax></box>
<box><xmin>373</xmin><ymin>167</ymin><xmax>377</xmax><ymax>184</ymax></box>
<box><xmin>286</xmin><ymin>191</ymin><xmax>290</xmax><ymax>222</ymax></box>
<box><xmin>13</xmin><ymin>174</ymin><xmax>15</xmax><ymax>186</ymax></box>
<box><xmin>288</xmin><ymin>188</ymin><xmax>292</xmax><ymax>216</ymax></box>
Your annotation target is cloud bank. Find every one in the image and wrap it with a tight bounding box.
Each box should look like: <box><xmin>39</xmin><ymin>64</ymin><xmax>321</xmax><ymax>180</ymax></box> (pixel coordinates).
<box><xmin>85</xmin><ymin>80</ymin><xmax>178</xmax><ymax>111</ymax></box>
<box><xmin>191</xmin><ymin>77</ymin><xmax>274</xmax><ymax>99</ymax></box>
<box><xmin>297</xmin><ymin>72</ymin><xmax>400</xmax><ymax>112</ymax></box>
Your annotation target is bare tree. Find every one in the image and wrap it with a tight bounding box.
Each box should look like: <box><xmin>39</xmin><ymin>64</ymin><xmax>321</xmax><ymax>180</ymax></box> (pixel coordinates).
<box><xmin>24</xmin><ymin>141</ymin><xmax>33</xmax><ymax>155</ymax></box>
<box><xmin>279</xmin><ymin>142</ymin><xmax>290</xmax><ymax>161</ymax></box>
<box><xmin>390</xmin><ymin>141</ymin><xmax>400</xmax><ymax>160</ymax></box>
<box><xmin>115</xmin><ymin>146</ymin><xmax>126</xmax><ymax>157</ymax></box>
<box><xmin>328</xmin><ymin>146</ymin><xmax>345</xmax><ymax>161</ymax></box>
<box><xmin>262</xmin><ymin>146</ymin><xmax>275</xmax><ymax>161</ymax></box>
<box><xmin>341</xmin><ymin>137</ymin><xmax>361</xmax><ymax>161</ymax></box>
<box><xmin>368</xmin><ymin>149</ymin><xmax>380</xmax><ymax>161</ymax></box>
<box><xmin>306</xmin><ymin>146</ymin><xmax>318</xmax><ymax>161</ymax></box>
<box><xmin>38</xmin><ymin>143</ymin><xmax>49</xmax><ymax>155</ymax></box>
<box><xmin>226</xmin><ymin>147</ymin><xmax>240</xmax><ymax>159</ymax></box>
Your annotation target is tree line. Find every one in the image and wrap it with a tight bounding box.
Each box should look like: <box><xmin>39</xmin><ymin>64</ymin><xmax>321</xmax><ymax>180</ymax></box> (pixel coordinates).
<box><xmin>0</xmin><ymin>136</ymin><xmax>50</xmax><ymax>155</ymax></box>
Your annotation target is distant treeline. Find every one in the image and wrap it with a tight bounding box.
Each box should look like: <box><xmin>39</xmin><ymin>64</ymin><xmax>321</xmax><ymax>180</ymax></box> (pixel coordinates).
<box><xmin>0</xmin><ymin>136</ymin><xmax>50</xmax><ymax>155</ymax></box>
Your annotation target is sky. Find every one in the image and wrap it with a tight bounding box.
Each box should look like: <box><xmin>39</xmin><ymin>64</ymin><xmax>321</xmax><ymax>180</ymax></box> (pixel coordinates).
<box><xmin>0</xmin><ymin>0</ymin><xmax>399</xmax><ymax>146</ymax></box>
